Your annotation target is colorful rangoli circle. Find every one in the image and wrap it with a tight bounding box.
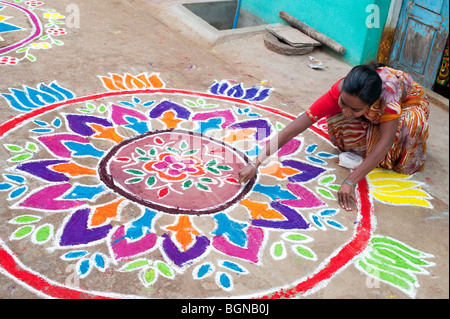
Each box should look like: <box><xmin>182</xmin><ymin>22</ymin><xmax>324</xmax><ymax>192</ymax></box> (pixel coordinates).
<box><xmin>98</xmin><ymin>129</ymin><xmax>256</xmax><ymax>215</ymax></box>
<box><xmin>0</xmin><ymin>74</ymin><xmax>374</xmax><ymax>299</ymax></box>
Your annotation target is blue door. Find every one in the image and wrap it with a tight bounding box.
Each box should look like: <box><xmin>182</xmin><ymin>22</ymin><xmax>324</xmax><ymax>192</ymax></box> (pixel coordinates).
<box><xmin>389</xmin><ymin>0</ymin><xmax>449</xmax><ymax>89</ymax></box>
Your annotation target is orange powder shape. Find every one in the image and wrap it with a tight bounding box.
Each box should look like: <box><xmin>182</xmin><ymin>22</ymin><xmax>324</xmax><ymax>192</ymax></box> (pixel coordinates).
<box><xmin>51</xmin><ymin>162</ymin><xmax>97</xmax><ymax>177</ymax></box>
<box><xmin>259</xmin><ymin>162</ymin><xmax>299</xmax><ymax>179</ymax></box>
<box><xmin>165</xmin><ymin>216</ymin><xmax>200</xmax><ymax>251</ymax></box>
<box><xmin>90</xmin><ymin>198</ymin><xmax>125</xmax><ymax>227</ymax></box>
<box><xmin>90</xmin><ymin>124</ymin><xmax>124</xmax><ymax>143</ymax></box>
<box><xmin>240</xmin><ymin>199</ymin><xmax>284</xmax><ymax>220</ymax></box>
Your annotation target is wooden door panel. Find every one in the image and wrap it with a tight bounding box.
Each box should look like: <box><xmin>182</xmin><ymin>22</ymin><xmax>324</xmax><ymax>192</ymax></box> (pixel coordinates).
<box><xmin>389</xmin><ymin>0</ymin><xmax>449</xmax><ymax>88</ymax></box>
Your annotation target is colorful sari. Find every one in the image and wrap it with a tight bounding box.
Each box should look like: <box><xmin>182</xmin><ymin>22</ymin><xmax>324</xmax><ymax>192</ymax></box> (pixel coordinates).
<box><xmin>307</xmin><ymin>67</ymin><xmax>430</xmax><ymax>175</ymax></box>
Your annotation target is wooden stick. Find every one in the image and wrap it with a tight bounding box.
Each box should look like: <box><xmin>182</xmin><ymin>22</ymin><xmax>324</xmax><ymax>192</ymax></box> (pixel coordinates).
<box><xmin>279</xmin><ymin>11</ymin><xmax>346</xmax><ymax>55</ymax></box>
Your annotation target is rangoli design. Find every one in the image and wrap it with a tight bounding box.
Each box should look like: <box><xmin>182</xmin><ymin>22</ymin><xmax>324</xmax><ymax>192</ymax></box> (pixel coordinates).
<box><xmin>0</xmin><ymin>0</ymin><xmax>68</xmax><ymax>65</ymax></box>
<box><xmin>0</xmin><ymin>72</ymin><xmax>435</xmax><ymax>298</ymax></box>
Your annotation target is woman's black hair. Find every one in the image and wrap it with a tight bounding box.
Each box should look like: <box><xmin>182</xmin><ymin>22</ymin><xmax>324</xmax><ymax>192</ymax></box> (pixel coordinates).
<box><xmin>342</xmin><ymin>62</ymin><xmax>383</xmax><ymax>106</ymax></box>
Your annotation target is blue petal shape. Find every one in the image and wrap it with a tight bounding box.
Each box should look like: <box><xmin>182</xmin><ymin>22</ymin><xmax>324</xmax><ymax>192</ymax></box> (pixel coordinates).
<box><xmin>62</xmin><ymin>250</ymin><xmax>89</xmax><ymax>260</ymax></box>
<box><xmin>78</xmin><ymin>259</ymin><xmax>92</xmax><ymax>277</ymax></box>
<box><xmin>5</xmin><ymin>174</ymin><xmax>26</xmax><ymax>184</ymax></box>
<box><xmin>212</xmin><ymin>213</ymin><xmax>248</xmax><ymax>247</ymax></box>
<box><xmin>209</xmin><ymin>81</ymin><xmax>220</xmax><ymax>94</ymax></box>
<box><xmin>133</xmin><ymin>97</ymin><xmax>141</xmax><ymax>104</ymax></box>
<box><xmin>8</xmin><ymin>186</ymin><xmax>27</xmax><ymax>199</ymax></box>
<box><xmin>251</xmin><ymin>87</ymin><xmax>271</xmax><ymax>101</ymax></box>
<box><xmin>227</xmin><ymin>84</ymin><xmax>244</xmax><ymax>98</ymax></box>
<box><xmin>93</xmin><ymin>253</ymin><xmax>106</xmax><ymax>270</ymax></box>
<box><xmin>221</xmin><ymin>261</ymin><xmax>246</xmax><ymax>274</ymax></box>
<box><xmin>218</xmin><ymin>82</ymin><xmax>229</xmax><ymax>94</ymax></box>
<box><xmin>62</xmin><ymin>185</ymin><xmax>107</xmax><ymax>201</ymax></box>
<box><xmin>124</xmin><ymin>116</ymin><xmax>150</xmax><ymax>134</ymax></box>
<box><xmin>30</xmin><ymin>128</ymin><xmax>54</xmax><ymax>133</ymax></box>
<box><xmin>243</xmin><ymin>87</ymin><xmax>259</xmax><ymax>100</ymax></box>
<box><xmin>142</xmin><ymin>100</ymin><xmax>155</xmax><ymax>107</ymax></box>
<box><xmin>306</xmin><ymin>156</ymin><xmax>327</xmax><ymax>165</ymax></box>
<box><xmin>52</xmin><ymin>118</ymin><xmax>62</xmax><ymax>127</ymax></box>
<box><xmin>319</xmin><ymin>209</ymin><xmax>338</xmax><ymax>217</ymax></box>
<box><xmin>306</xmin><ymin>144</ymin><xmax>318</xmax><ymax>154</ymax></box>
<box><xmin>317</xmin><ymin>152</ymin><xmax>337</xmax><ymax>158</ymax></box>
<box><xmin>311</xmin><ymin>214</ymin><xmax>324</xmax><ymax>228</ymax></box>
<box><xmin>63</xmin><ymin>141</ymin><xmax>104</xmax><ymax>158</ymax></box>
<box><xmin>326</xmin><ymin>219</ymin><xmax>345</xmax><ymax>230</ymax></box>
<box><xmin>33</xmin><ymin>120</ymin><xmax>48</xmax><ymax>127</ymax></box>
<box><xmin>218</xmin><ymin>272</ymin><xmax>232</xmax><ymax>290</ymax></box>
<box><xmin>119</xmin><ymin>101</ymin><xmax>136</xmax><ymax>108</ymax></box>
<box><xmin>125</xmin><ymin>208</ymin><xmax>157</xmax><ymax>240</ymax></box>
<box><xmin>0</xmin><ymin>183</ymin><xmax>13</xmax><ymax>191</ymax></box>
<box><xmin>253</xmin><ymin>184</ymin><xmax>296</xmax><ymax>201</ymax></box>
<box><xmin>26</xmin><ymin>86</ymin><xmax>57</xmax><ymax>106</ymax></box>
<box><xmin>196</xmin><ymin>263</ymin><xmax>213</xmax><ymax>279</ymax></box>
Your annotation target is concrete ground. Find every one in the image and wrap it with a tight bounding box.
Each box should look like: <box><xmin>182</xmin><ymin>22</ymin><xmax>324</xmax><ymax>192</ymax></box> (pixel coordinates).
<box><xmin>0</xmin><ymin>0</ymin><xmax>448</xmax><ymax>300</ymax></box>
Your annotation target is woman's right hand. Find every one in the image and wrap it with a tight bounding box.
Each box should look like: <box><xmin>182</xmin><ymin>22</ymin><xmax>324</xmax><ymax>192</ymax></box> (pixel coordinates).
<box><xmin>239</xmin><ymin>164</ymin><xmax>257</xmax><ymax>185</ymax></box>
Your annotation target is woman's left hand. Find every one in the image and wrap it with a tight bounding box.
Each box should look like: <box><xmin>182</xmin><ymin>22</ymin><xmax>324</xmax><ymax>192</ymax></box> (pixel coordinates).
<box><xmin>338</xmin><ymin>181</ymin><xmax>357</xmax><ymax>211</ymax></box>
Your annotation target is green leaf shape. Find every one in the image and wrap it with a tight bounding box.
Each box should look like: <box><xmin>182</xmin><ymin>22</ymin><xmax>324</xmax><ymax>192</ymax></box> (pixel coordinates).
<box><xmin>166</xmin><ymin>147</ymin><xmax>180</xmax><ymax>154</ymax></box>
<box><xmin>294</xmin><ymin>245</ymin><xmax>316</xmax><ymax>260</ymax></box>
<box><xmin>5</xmin><ymin>144</ymin><xmax>24</xmax><ymax>152</ymax></box>
<box><xmin>363</xmin><ymin>255</ymin><xmax>417</xmax><ymax>284</ymax></box>
<box><xmin>357</xmin><ymin>259</ymin><xmax>413</xmax><ymax>292</ymax></box>
<box><xmin>182</xmin><ymin>180</ymin><xmax>193</xmax><ymax>189</ymax></box>
<box><xmin>371</xmin><ymin>245</ymin><xmax>431</xmax><ymax>270</ymax></box>
<box><xmin>125</xmin><ymin>177</ymin><xmax>143</xmax><ymax>184</ymax></box>
<box><xmin>272</xmin><ymin>242</ymin><xmax>285</xmax><ymax>259</ymax></box>
<box><xmin>328</xmin><ymin>184</ymin><xmax>341</xmax><ymax>191</ymax></box>
<box><xmin>142</xmin><ymin>267</ymin><xmax>157</xmax><ymax>285</ymax></box>
<box><xmin>99</xmin><ymin>104</ymin><xmax>107</xmax><ymax>113</ymax></box>
<box><xmin>25</xmin><ymin>142</ymin><xmax>38</xmax><ymax>152</ymax></box>
<box><xmin>319</xmin><ymin>175</ymin><xmax>336</xmax><ymax>185</ymax></box>
<box><xmin>156</xmin><ymin>261</ymin><xmax>174</xmax><ymax>278</ymax></box>
<box><xmin>217</xmin><ymin>165</ymin><xmax>231</xmax><ymax>171</ymax></box>
<box><xmin>26</xmin><ymin>54</ymin><xmax>36</xmax><ymax>62</ymax></box>
<box><xmin>182</xmin><ymin>149</ymin><xmax>198</xmax><ymax>156</ymax></box>
<box><xmin>207</xmin><ymin>167</ymin><xmax>220</xmax><ymax>175</ymax></box>
<box><xmin>317</xmin><ymin>187</ymin><xmax>336</xmax><ymax>200</ymax></box>
<box><xmin>146</xmin><ymin>176</ymin><xmax>156</xmax><ymax>187</ymax></box>
<box><xmin>12</xmin><ymin>225</ymin><xmax>35</xmax><ymax>239</ymax></box>
<box><xmin>284</xmin><ymin>233</ymin><xmax>312</xmax><ymax>243</ymax></box>
<box><xmin>196</xmin><ymin>183</ymin><xmax>210</xmax><ymax>192</ymax></box>
<box><xmin>135</xmin><ymin>148</ymin><xmax>146</xmax><ymax>156</ymax></box>
<box><xmin>124</xmin><ymin>169</ymin><xmax>145</xmax><ymax>176</ymax></box>
<box><xmin>206</xmin><ymin>159</ymin><xmax>217</xmax><ymax>167</ymax></box>
<box><xmin>9</xmin><ymin>153</ymin><xmax>33</xmax><ymax>162</ymax></box>
<box><xmin>34</xmin><ymin>224</ymin><xmax>53</xmax><ymax>243</ymax></box>
<box><xmin>200</xmin><ymin>177</ymin><xmax>216</xmax><ymax>184</ymax></box>
<box><xmin>355</xmin><ymin>235</ymin><xmax>435</xmax><ymax>297</ymax></box>
<box><xmin>183</xmin><ymin>99</ymin><xmax>197</xmax><ymax>108</ymax></box>
<box><xmin>180</xmin><ymin>141</ymin><xmax>188</xmax><ymax>150</ymax></box>
<box><xmin>119</xmin><ymin>259</ymin><xmax>150</xmax><ymax>272</ymax></box>
<box><xmin>370</xmin><ymin>236</ymin><xmax>431</xmax><ymax>258</ymax></box>
<box><xmin>78</xmin><ymin>108</ymin><xmax>93</xmax><ymax>113</ymax></box>
<box><xmin>11</xmin><ymin>215</ymin><xmax>41</xmax><ymax>224</ymax></box>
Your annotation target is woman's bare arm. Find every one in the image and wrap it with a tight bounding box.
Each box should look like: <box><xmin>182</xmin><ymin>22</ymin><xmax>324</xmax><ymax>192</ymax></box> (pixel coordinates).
<box><xmin>239</xmin><ymin>112</ymin><xmax>314</xmax><ymax>184</ymax></box>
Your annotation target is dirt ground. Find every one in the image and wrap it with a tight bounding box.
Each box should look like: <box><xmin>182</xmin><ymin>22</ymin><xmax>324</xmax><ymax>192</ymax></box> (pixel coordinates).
<box><xmin>0</xmin><ymin>0</ymin><xmax>448</xmax><ymax>301</ymax></box>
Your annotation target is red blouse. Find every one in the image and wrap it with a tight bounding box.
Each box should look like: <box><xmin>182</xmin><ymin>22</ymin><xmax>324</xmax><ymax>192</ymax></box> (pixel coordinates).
<box><xmin>305</xmin><ymin>79</ymin><xmax>343</xmax><ymax>123</ymax></box>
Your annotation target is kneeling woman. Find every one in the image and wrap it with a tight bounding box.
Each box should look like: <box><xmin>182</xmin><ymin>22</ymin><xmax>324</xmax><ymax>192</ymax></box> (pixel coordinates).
<box><xmin>239</xmin><ymin>63</ymin><xmax>430</xmax><ymax>211</ymax></box>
